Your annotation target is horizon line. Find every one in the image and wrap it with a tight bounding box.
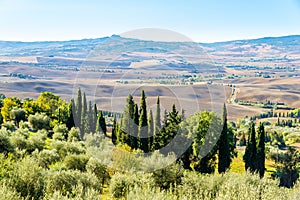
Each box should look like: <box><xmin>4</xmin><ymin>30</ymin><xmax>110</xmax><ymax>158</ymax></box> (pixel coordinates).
<box><xmin>0</xmin><ymin>34</ymin><xmax>299</xmax><ymax>44</ymax></box>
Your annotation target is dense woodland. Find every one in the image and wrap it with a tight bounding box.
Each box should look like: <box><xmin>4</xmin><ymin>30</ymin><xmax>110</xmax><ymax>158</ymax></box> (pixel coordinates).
<box><xmin>1</xmin><ymin>88</ymin><xmax>300</xmax><ymax>199</ymax></box>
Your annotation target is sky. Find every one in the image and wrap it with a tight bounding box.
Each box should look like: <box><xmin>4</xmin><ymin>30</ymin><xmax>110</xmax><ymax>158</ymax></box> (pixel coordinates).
<box><xmin>0</xmin><ymin>0</ymin><xmax>300</xmax><ymax>42</ymax></box>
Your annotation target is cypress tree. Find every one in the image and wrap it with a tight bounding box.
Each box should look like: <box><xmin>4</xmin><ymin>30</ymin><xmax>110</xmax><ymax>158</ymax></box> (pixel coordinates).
<box><xmin>159</xmin><ymin>104</ymin><xmax>181</xmax><ymax>153</ymax></box>
<box><xmin>66</xmin><ymin>99</ymin><xmax>75</xmax><ymax>130</ymax></box>
<box><xmin>155</xmin><ymin>96</ymin><xmax>161</xmax><ymax>131</ymax></box>
<box><xmin>148</xmin><ymin>109</ymin><xmax>154</xmax><ymax>151</ymax></box>
<box><xmin>93</xmin><ymin>104</ymin><xmax>98</xmax><ymax>133</ymax></box>
<box><xmin>85</xmin><ymin>100</ymin><xmax>93</xmax><ymax>134</ymax></box>
<box><xmin>75</xmin><ymin>87</ymin><xmax>82</xmax><ymax>128</ymax></box>
<box><xmin>139</xmin><ymin>90</ymin><xmax>148</xmax><ymax>152</ymax></box>
<box><xmin>80</xmin><ymin>92</ymin><xmax>87</xmax><ymax>138</ymax></box>
<box><xmin>112</xmin><ymin>116</ymin><xmax>117</xmax><ymax>145</ymax></box>
<box><xmin>122</xmin><ymin>94</ymin><xmax>135</xmax><ymax>147</ymax></box>
<box><xmin>82</xmin><ymin>92</ymin><xmax>87</xmax><ymax>120</ymax></box>
<box><xmin>153</xmin><ymin>96</ymin><xmax>161</xmax><ymax>150</ymax></box>
<box><xmin>98</xmin><ymin>110</ymin><xmax>107</xmax><ymax>136</ymax></box>
<box><xmin>257</xmin><ymin>122</ymin><xmax>265</xmax><ymax>178</ymax></box>
<box><xmin>243</xmin><ymin>121</ymin><xmax>257</xmax><ymax>172</ymax></box>
<box><xmin>218</xmin><ymin>103</ymin><xmax>231</xmax><ymax>173</ymax></box>
<box><xmin>132</xmin><ymin>103</ymin><xmax>139</xmax><ymax>149</ymax></box>
<box><xmin>118</xmin><ymin>117</ymin><xmax>125</xmax><ymax>144</ymax></box>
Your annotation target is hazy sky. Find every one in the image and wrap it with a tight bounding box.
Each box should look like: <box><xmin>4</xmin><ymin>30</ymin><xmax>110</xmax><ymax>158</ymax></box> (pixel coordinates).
<box><xmin>1</xmin><ymin>0</ymin><xmax>300</xmax><ymax>42</ymax></box>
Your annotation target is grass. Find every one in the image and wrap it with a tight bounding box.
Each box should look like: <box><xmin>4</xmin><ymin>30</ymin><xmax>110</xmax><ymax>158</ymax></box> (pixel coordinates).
<box><xmin>230</xmin><ymin>148</ymin><xmax>277</xmax><ymax>177</ymax></box>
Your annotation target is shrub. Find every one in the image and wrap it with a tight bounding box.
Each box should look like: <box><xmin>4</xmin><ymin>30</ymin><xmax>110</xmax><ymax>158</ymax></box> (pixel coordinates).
<box><xmin>49</xmin><ymin>140</ymin><xmax>86</xmax><ymax>159</ymax></box>
<box><xmin>86</xmin><ymin>157</ymin><xmax>110</xmax><ymax>186</ymax></box>
<box><xmin>45</xmin><ymin>170</ymin><xmax>102</xmax><ymax>197</ymax></box>
<box><xmin>28</xmin><ymin>113</ymin><xmax>50</xmax><ymax>130</ymax></box>
<box><xmin>32</xmin><ymin>149</ymin><xmax>60</xmax><ymax>168</ymax></box>
<box><xmin>3</xmin><ymin>157</ymin><xmax>45</xmax><ymax>200</ymax></box>
<box><xmin>0</xmin><ymin>183</ymin><xmax>23</xmax><ymax>200</ymax></box>
<box><xmin>178</xmin><ymin>171</ymin><xmax>289</xmax><ymax>200</ymax></box>
<box><xmin>1</xmin><ymin>121</ymin><xmax>16</xmax><ymax>131</ymax></box>
<box><xmin>68</xmin><ymin>127</ymin><xmax>81</xmax><ymax>142</ymax></box>
<box><xmin>26</xmin><ymin>130</ymin><xmax>47</xmax><ymax>153</ymax></box>
<box><xmin>64</xmin><ymin>154</ymin><xmax>90</xmax><ymax>171</ymax></box>
<box><xmin>10</xmin><ymin>107</ymin><xmax>26</xmax><ymax>126</ymax></box>
<box><xmin>53</xmin><ymin>124</ymin><xmax>68</xmax><ymax>141</ymax></box>
<box><xmin>110</xmin><ymin>146</ymin><xmax>142</xmax><ymax>172</ymax></box>
<box><xmin>152</xmin><ymin>163</ymin><xmax>184</xmax><ymax>190</ymax></box>
<box><xmin>127</xmin><ymin>186</ymin><xmax>177</xmax><ymax>200</ymax></box>
<box><xmin>10</xmin><ymin>132</ymin><xmax>27</xmax><ymax>150</ymax></box>
<box><xmin>84</xmin><ymin>133</ymin><xmax>106</xmax><ymax>148</ymax></box>
<box><xmin>0</xmin><ymin>127</ymin><xmax>14</xmax><ymax>155</ymax></box>
<box><xmin>109</xmin><ymin>172</ymin><xmax>154</xmax><ymax>198</ymax></box>
<box><xmin>43</xmin><ymin>184</ymin><xmax>101</xmax><ymax>200</ymax></box>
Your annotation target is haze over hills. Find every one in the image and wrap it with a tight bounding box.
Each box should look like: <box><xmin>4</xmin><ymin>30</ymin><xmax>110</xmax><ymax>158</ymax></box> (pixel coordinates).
<box><xmin>0</xmin><ymin>34</ymin><xmax>299</xmax><ymax>67</ymax></box>
<box><xmin>0</xmin><ymin>34</ymin><xmax>300</xmax><ymax>120</ymax></box>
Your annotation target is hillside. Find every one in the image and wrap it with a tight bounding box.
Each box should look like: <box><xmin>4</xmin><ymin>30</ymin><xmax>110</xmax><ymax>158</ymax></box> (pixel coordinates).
<box><xmin>0</xmin><ymin>35</ymin><xmax>300</xmax><ymax>120</ymax></box>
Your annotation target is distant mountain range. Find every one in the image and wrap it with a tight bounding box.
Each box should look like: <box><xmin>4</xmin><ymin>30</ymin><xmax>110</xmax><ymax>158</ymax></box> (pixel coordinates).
<box><xmin>0</xmin><ymin>35</ymin><xmax>299</xmax><ymax>67</ymax></box>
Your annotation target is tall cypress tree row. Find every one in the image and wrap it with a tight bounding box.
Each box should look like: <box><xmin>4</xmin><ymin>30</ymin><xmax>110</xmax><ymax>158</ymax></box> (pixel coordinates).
<box><xmin>148</xmin><ymin>109</ymin><xmax>154</xmax><ymax>151</ymax></box>
<box><xmin>218</xmin><ymin>103</ymin><xmax>231</xmax><ymax>173</ymax></box>
<box><xmin>243</xmin><ymin>121</ymin><xmax>257</xmax><ymax>172</ymax></box>
<box><xmin>257</xmin><ymin>122</ymin><xmax>265</xmax><ymax>178</ymax></box>
<box><xmin>98</xmin><ymin>110</ymin><xmax>107</xmax><ymax>136</ymax></box>
<box><xmin>139</xmin><ymin>90</ymin><xmax>148</xmax><ymax>152</ymax></box>
<box><xmin>112</xmin><ymin>115</ymin><xmax>117</xmax><ymax>145</ymax></box>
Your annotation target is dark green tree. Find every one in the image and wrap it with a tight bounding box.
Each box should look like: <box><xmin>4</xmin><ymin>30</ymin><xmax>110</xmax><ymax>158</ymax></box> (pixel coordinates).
<box><xmin>81</xmin><ymin>92</ymin><xmax>88</xmax><ymax>136</ymax></box>
<box><xmin>271</xmin><ymin>147</ymin><xmax>300</xmax><ymax>188</ymax></box>
<box><xmin>92</xmin><ymin>104</ymin><xmax>98</xmax><ymax>133</ymax></box>
<box><xmin>75</xmin><ymin>88</ymin><xmax>82</xmax><ymax>135</ymax></box>
<box><xmin>112</xmin><ymin>116</ymin><xmax>117</xmax><ymax>145</ymax></box>
<box><xmin>257</xmin><ymin>122</ymin><xmax>265</xmax><ymax>178</ymax></box>
<box><xmin>155</xmin><ymin>104</ymin><xmax>182</xmax><ymax>153</ymax></box>
<box><xmin>139</xmin><ymin>90</ymin><xmax>148</xmax><ymax>152</ymax></box>
<box><xmin>243</xmin><ymin>121</ymin><xmax>257</xmax><ymax>173</ymax></box>
<box><xmin>148</xmin><ymin>109</ymin><xmax>154</xmax><ymax>151</ymax></box>
<box><xmin>218</xmin><ymin>103</ymin><xmax>231</xmax><ymax>173</ymax></box>
<box><xmin>122</xmin><ymin>94</ymin><xmax>135</xmax><ymax>147</ymax></box>
<box><xmin>98</xmin><ymin>110</ymin><xmax>107</xmax><ymax>136</ymax></box>
<box><xmin>153</xmin><ymin>96</ymin><xmax>161</xmax><ymax>150</ymax></box>
<box><xmin>238</xmin><ymin>133</ymin><xmax>246</xmax><ymax>146</ymax></box>
<box><xmin>84</xmin><ymin>100</ymin><xmax>93</xmax><ymax>134</ymax></box>
<box><xmin>154</xmin><ymin>96</ymin><xmax>161</xmax><ymax>133</ymax></box>
<box><xmin>66</xmin><ymin>99</ymin><xmax>75</xmax><ymax>130</ymax></box>
<box><xmin>132</xmin><ymin>103</ymin><xmax>139</xmax><ymax>149</ymax></box>
<box><xmin>188</xmin><ymin>111</ymin><xmax>221</xmax><ymax>174</ymax></box>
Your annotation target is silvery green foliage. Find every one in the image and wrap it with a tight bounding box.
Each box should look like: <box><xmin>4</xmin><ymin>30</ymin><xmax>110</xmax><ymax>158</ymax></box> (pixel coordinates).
<box><xmin>109</xmin><ymin>172</ymin><xmax>154</xmax><ymax>198</ymax></box>
<box><xmin>43</xmin><ymin>184</ymin><xmax>101</xmax><ymax>200</ymax></box>
<box><xmin>127</xmin><ymin>186</ymin><xmax>177</xmax><ymax>200</ymax></box>
<box><xmin>0</xmin><ymin>183</ymin><xmax>23</xmax><ymax>200</ymax></box>
<box><xmin>124</xmin><ymin>171</ymin><xmax>292</xmax><ymax>200</ymax></box>
<box><xmin>2</xmin><ymin>157</ymin><xmax>45</xmax><ymax>200</ymax></box>
<box><xmin>32</xmin><ymin>149</ymin><xmax>60</xmax><ymax>168</ymax></box>
<box><xmin>26</xmin><ymin>129</ymin><xmax>47</xmax><ymax>153</ymax></box>
<box><xmin>49</xmin><ymin>140</ymin><xmax>85</xmax><ymax>159</ymax></box>
<box><xmin>45</xmin><ymin>170</ymin><xmax>102</xmax><ymax>197</ymax></box>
